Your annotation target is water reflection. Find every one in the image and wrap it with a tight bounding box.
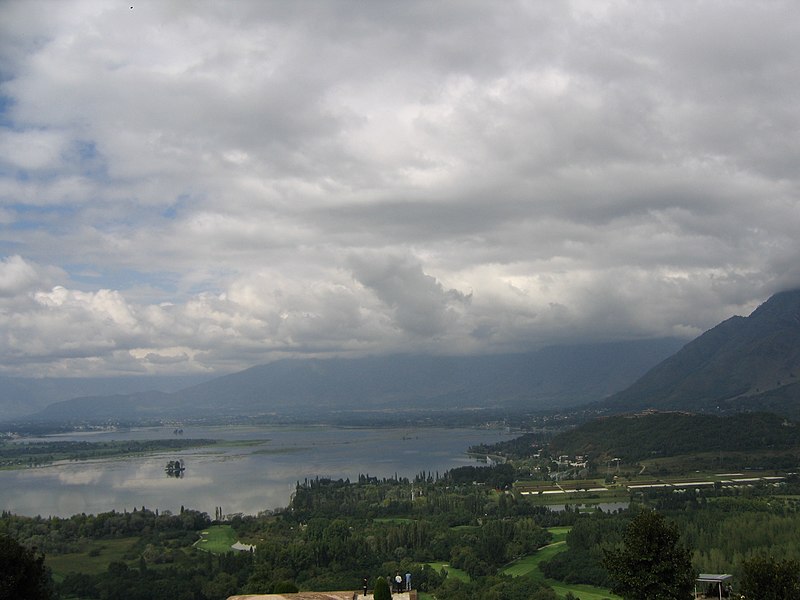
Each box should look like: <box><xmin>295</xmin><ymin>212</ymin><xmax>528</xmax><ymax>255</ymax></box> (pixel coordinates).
<box><xmin>1</xmin><ymin>426</ymin><xmax>509</xmax><ymax>518</ymax></box>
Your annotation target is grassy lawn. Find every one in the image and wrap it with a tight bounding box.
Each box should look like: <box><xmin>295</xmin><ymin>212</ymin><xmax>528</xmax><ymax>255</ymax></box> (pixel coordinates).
<box><xmin>502</xmin><ymin>552</ymin><xmax>550</xmax><ymax>578</ymax></box>
<box><xmin>194</xmin><ymin>524</ymin><xmax>237</xmax><ymax>554</ymax></box>
<box><xmin>499</xmin><ymin>528</ymin><xmax>621</xmax><ymax>600</ymax></box>
<box><xmin>548</xmin><ymin>527</ymin><xmax>571</xmax><ymax>544</ymax></box>
<box><xmin>46</xmin><ymin>537</ymin><xmax>141</xmax><ymax>579</ymax></box>
<box><xmin>373</xmin><ymin>517</ymin><xmax>416</xmax><ymax>524</ymax></box>
<box><xmin>426</xmin><ymin>541</ymin><xmax>619</xmax><ymax>600</ymax></box>
<box><xmin>502</xmin><ymin>541</ymin><xmax>566</xmax><ymax>578</ymax></box>
<box><xmin>449</xmin><ymin>524</ymin><xmax>478</xmax><ymax>532</ymax></box>
<box><xmin>548</xmin><ymin>581</ymin><xmax>620</xmax><ymax>600</ymax></box>
<box><xmin>427</xmin><ymin>561</ymin><xmax>470</xmax><ymax>582</ymax></box>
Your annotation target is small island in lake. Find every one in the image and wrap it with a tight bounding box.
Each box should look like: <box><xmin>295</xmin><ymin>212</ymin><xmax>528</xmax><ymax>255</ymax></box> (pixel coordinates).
<box><xmin>165</xmin><ymin>459</ymin><xmax>185</xmax><ymax>477</ymax></box>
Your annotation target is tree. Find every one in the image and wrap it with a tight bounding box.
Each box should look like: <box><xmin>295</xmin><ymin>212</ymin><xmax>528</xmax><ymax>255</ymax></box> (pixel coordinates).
<box><xmin>0</xmin><ymin>534</ymin><xmax>55</xmax><ymax>600</ymax></box>
<box><xmin>273</xmin><ymin>580</ymin><xmax>299</xmax><ymax>593</ymax></box>
<box><xmin>202</xmin><ymin>572</ymin><xmax>239</xmax><ymax>599</ymax></box>
<box><xmin>603</xmin><ymin>510</ymin><xmax>693</xmax><ymax>600</ymax></box>
<box><xmin>373</xmin><ymin>575</ymin><xmax>392</xmax><ymax>600</ymax></box>
<box><xmin>739</xmin><ymin>555</ymin><xmax>800</xmax><ymax>600</ymax></box>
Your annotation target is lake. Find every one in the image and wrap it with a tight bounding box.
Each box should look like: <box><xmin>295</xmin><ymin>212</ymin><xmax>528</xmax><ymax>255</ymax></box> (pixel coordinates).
<box><xmin>0</xmin><ymin>425</ymin><xmax>511</xmax><ymax>518</ymax></box>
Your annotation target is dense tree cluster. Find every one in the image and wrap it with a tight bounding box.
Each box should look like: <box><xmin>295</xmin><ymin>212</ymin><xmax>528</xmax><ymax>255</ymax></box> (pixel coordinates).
<box><xmin>469</xmin><ymin>433</ymin><xmax>547</xmax><ymax>460</ymax></box>
<box><xmin>432</xmin><ymin>575</ymin><xmax>559</xmax><ymax>600</ymax></box>
<box><xmin>444</xmin><ymin>463</ymin><xmax>517</xmax><ymax>488</ymax></box>
<box><xmin>0</xmin><ymin>507</ymin><xmax>210</xmax><ymax>556</ymax></box>
<box><xmin>539</xmin><ymin>512</ymin><xmax>627</xmax><ymax>587</ymax></box>
<box><xmin>538</xmin><ymin>484</ymin><xmax>800</xmax><ymax>597</ymax></box>
<box><xmin>59</xmin><ymin>552</ymin><xmax>253</xmax><ymax>600</ymax></box>
<box><xmin>0</xmin><ymin>533</ymin><xmax>55</xmax><ymax>600</ymax></box>
<box><xmin>738</xmin><ymin>555</ymin><xmax>800</xmax><ymax>600</ymax></box>
<box><xmin>603</xmin><ymin>511</ymin><xmax>694</xmax><ymax>600</ymax></box>
<box><xmin>242</xmin><ymin>472</ymin><xmax>558</xmax><ymax>592</ymax></box>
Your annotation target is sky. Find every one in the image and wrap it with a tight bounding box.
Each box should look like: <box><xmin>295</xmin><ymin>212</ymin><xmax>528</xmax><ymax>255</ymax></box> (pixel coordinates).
<box><xmin>0</xmin><ymin>0</ymin><xmax>799</xmax><ymax>379</ymax></box>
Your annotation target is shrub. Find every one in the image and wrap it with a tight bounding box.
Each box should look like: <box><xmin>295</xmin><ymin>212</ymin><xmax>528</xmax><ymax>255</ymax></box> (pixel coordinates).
<box><xmin>373</xmin><ymin>576</ymin><xmax>392</xmax><ymax>600</ymax></box>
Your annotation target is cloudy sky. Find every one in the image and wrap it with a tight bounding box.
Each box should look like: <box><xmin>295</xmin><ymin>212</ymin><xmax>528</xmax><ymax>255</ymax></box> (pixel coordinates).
<box><xmin>1</xmin><ymin>1</ymin><xmax>798</xmax><ymax>378</ymax></box>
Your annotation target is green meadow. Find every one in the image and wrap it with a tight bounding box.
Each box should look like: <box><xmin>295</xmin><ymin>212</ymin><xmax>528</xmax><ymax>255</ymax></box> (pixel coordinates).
<box><xmin>194</xmin><ymin>524</ymin><xmax>238</xmax><ymax>554</ymax></box>
<box><xmin>500</xmin><ymin>528</ymin><xmax>621</xmax><ymax>600</ymax></box>
<box><xmin>46</xmin><ymin>537</ymin><xmax>141</xmax><ymax>580</ymax></box>
<box><xmin>423</xmin><ymin>528</ymin><xmax>619</xmax><ymax>599</ymax></box>
<box><xmin>426</xmin><ymin>561</ymin><xmax>470</xmax><ymax>582</ymax></box>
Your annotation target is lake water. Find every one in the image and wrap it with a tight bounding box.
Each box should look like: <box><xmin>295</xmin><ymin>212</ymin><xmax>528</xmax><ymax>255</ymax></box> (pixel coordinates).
<box><xmin>1</xmin><ymin>425</ymin><xmax>511</xmax><ymax>518</ymax></box>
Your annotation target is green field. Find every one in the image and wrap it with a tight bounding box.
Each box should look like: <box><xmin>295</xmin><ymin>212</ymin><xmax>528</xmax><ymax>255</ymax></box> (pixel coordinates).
<box><xmin>194</xmin><ymin>524</ymin><xmax>238</xmax><ymax>554</ymax></box>
<box><xmin>427</xmin><ymin>561</ymin><xmax>470</xmax><ymax>582</ymax></box>
<box><xmin>449</xmin><ymin>524</ymin><xmax>479</xmax><ymax>532</ymax></box>
<box><xmin>547</xmin><ymin>527</ymin><xmax>571</xmax><ymax>544</ymax></box>
<box><xmin>373</xmin><ymin>517</ymin><xmax>416</xmax><ymax>524</ymax></box>
<box><xmin>46</xmin><ymin>537</ymin><xmax>141</xmax><ymax>579</ymax></box>
<box><xmin>499</xmin><ymin>528</ymin><xmax>621</xmax><ymax>600</ymax></box>
<box><xmin>425</xmin><ymin>527</ymin><xmax>619</xmax><ymax>599</ymax></box>
<box><xmin>502</xmin><ymin>541</ymin><xmax>566</xmax><ymax>577</ymax></box>
<box><xmin>547</xmin><ymin>581</ymin><xmax>620</xmax><ymax>600</ymax></box>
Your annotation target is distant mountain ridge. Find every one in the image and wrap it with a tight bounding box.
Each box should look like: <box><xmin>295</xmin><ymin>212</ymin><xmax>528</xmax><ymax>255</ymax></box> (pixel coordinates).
<box><xmin>599</xmin><ymin>289</ymin><xmax>800</xmax><ymax>418</ymax></box>
<box><xmin>23</xmin><ymin>339</ymin><xmax>684</xmax><ymax>422</ymax></box>
<box><xmin>0</xmin><ymin>374</ymin><xmax>214</xmax><ymax>420</ymax></box>
<box><xmin>9</xmin><ymin>290</ymin><xmax>800</xmax><ymax>424</ymax></box>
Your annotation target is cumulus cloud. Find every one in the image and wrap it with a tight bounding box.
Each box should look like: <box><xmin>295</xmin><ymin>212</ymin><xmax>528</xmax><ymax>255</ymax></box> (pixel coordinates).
<box><xmin>0</xmin><ymin>1</ymin><xmax>798</xmax><ymax>376</ymax></box>
<box><xmin>0</xmin><ymin>255</ymin><xmax>68</xmax><ymax>340</ymax></box>
<box><xmin>0</xmin><ymin>255</ymin><xmax>48</xmax><ymax>297</ymax></box>
<box><xmin>349</xmin><ymin>253</ymin><xmax>471</xmax><ymax>338</ymax></box>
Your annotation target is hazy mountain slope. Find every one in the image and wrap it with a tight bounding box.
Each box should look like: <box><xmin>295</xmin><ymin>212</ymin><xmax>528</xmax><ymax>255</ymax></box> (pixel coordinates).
<box><xmin>30</xmin><ymin>391</ymin><xmax>176</xmax><ymax>421</ymax></box>
<box><xmin>29</xmin><ymin>338</ymin><xmax>684</xmax><ymax>422</ymax></box>
<box><xmin>170</xmin><ymin>341</ymin><xmax>684</xmax><ymax>413</ymax></box>
<box><xmin>600</xmin><ymin>289</ymin><xmax>800</xmax><ymax>417</ymax></box>
<box><xmin>0</xmin><ymin>374</ymin><xmax>213</xmax><ymax>420</ymax></box>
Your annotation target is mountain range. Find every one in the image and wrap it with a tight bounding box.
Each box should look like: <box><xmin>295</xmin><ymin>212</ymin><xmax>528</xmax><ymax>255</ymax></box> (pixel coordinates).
<box><xmin>5</xmin><ymin>288</ymin><xmax>800</xmax><ymax>424</ymax></box>
<box><xmin>0</xmin><ymin>374</ymin><xmax>213</xmax><ymax>421</ymax></box>
<box><xmin>9</xmin><ymin>339</ymin><xmax>683</xmax><ymax>423</ymax></box>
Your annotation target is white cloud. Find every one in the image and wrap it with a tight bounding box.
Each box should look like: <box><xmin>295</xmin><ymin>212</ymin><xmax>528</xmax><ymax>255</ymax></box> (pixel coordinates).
<box><xmin>349</xmin><ymin>253</ymin><xmax>471</xmax><ymax>338</ymax></box>
<box><xmin>0</xmin><ymin>1</ymin><xmax>798</xmax><ymax>376</ymax></box>
<box><xmin>0</xmin><ymin>255</ymin><xmax>45</xmax><ymax>297</ymax></box>
<box><xmin>0</xmin><ymin>129</ymin><xmax>67</xmax><ymax>171</ymax></box>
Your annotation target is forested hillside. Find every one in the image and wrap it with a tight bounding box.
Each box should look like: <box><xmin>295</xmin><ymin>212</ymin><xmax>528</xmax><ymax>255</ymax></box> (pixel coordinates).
<box><xmin>548</xmin><ymin>412</ymin><xmax>800</xmax><ymax>461</ymax></box>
